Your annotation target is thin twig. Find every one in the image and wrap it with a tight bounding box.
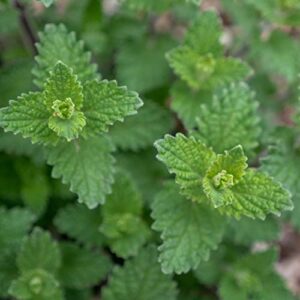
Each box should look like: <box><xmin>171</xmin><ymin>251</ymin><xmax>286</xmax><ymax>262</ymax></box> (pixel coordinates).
<box><xmin>12</xmin><ymin>0</ymin><xmax>37</xmax><ymax>55</ymax></box>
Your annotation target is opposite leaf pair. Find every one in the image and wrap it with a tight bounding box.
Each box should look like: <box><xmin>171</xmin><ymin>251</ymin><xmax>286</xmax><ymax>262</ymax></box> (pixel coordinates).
<box><xmin>0</xmin><ymin>61</ymin><xmax>142</xmax><ymax>145</ymax></box>
<box><xmin>155</xmin><ymin>134</ymin><xmax>293</xmax><ymax>219</ymax></box>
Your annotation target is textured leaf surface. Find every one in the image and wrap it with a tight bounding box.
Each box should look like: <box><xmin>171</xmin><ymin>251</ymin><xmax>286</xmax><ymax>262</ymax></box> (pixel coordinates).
<box><xmin>183</xmin><ymin>11</ymin><xmax>222</xmax><ymax>56</ymax></box>
<box><xmin>58</xmin><ymin>242</ymin><xmax>112</xmax><ymax>289</ymax></box>
<box><xmin>110</xmin><ymin>100</ymin><xmax>174</xmax><ymax>151</ymax></box>
<box><xmin>43</xmin><ymin>61</ymin><xmax>83</xmax><ymax>110</ymax></box>
<box><xmin>225</xmin><ymin>169</ymin><xmax>293</xmax><ymax>219</ymax></box>
<box><xmin>82</xmin><ymin>80</ymin><xmax>142</xmax><ymax>136</ymax></box>
<box><xmin>116</xmin><ymin>36</ymin><xmax>174</xmax><ymax>93</ymax></box>
<box><xmin>0</xmin><ymin>92</ymin><xmax>58</xmax><ymax>145</ymax></box>
<box><xmin>100</xmin><ymin>172</ymin><xmax>150</xmax><ymax>258</ymax></box>
<box><xmin>192</xmin><ymin>82</ymin><xmax>261</xmax><ymax>155</ymax></box>
<box><xmin>0</xmin><ymin>207</ymin><xmax>35</xmax><ymax>255</ymax></box>
<box><xmin>219</xmin><ymin>250</ymin><xmax>294</xmax><ymax>300</ymax></box>
<box><xmin>33</xmin><ymin>24</ymin><xmax>99</xmax><ymax>88</ymax></box>
<box><xmin>102</xmin><ymin>246</ymin><xmax>178</xmax><ymax>300</ymax></box>
<box><xmin>54</xmin><ymin>204</ymin><xmax>104</xmax><ymax>247</ymax></box>
<box><xmin>261</xmin><ymin>129</ymin><xmax>300</xmax><ymax>228</ymax></box>
<box><xmin>203</xmin><ymin>146</ymin><xmax>248</xmax><ymax>208</ymax></box>
<box><xmin>17</xmin><ymin>228</ymin><xmax>61</xmax><ymax>274</ymax></box>
<box><xmin>151</xmin><ymin>183</ymin><xmax>225</xmax><ymax>274</ymax></box>
<box><xmin>170</xmin><ymin>81</ymin><xmax>212</xmax><ymax>129</ymax></box>
<box><xmin>9</xmin><ymin>269</ymin><xmax>63</xmax><ymax>300</ymax></box>
<box><xmin>155</xmin><ymin>134</ymin><xmax>215</xmax><ymax>202</ymax></box>
<box><xmin>46</xmin><ymin>137</ymin><xmax>115</xmax><ymax>208</ymax></box>
<box><xmin>167</xmin><ymin>47</ymin><xmax>251</xmax><ymax>90</ymax></box>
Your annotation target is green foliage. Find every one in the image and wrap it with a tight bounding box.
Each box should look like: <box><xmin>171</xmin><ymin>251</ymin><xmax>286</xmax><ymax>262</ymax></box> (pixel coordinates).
<box><xmin>58</xmin><ymin>242</ymin><xmax>112</xmax><ymax>289</ymax></box>
<box><xmin>0</xmin><ymin>207</ymin><xmax>35</xmax><ymax>255</ymax></box>
<box><xmin>102</xmin><ymin>246</ymin><xmax>178</xmax><ymax>300</ymax></box>
<box><xmin>219</xmin><ymin>249</ymin><xmax>295</xmax><ymax>300</ymax></box>
<box><xmin>46</xmin><ymin>137</ymin><xmax>115</xmax><ymax>208</ymax></box>
<box><xmin>191</xmin><ymin>82</ymin><xmax>261</xmax><ymax>156</ymax></box>
<box><xmin>110</xmin><ymin>100</ymin><xmax>174</xmax><ymax>151</ymax></box>
<box><xmin>167</xmin><ymin>12</ymin><xmax>251</xmax><ymax>91</ymax></box>
<box><xmin>155</xmin><ymin>134</ymin><xmax>292</xmax><ymax>219</ymax></box>
<box><xmin>151</xmin><ymin>182</ymin><xmax>225</xmax><ymax>274</ymax></box>
<box><xmin>54</xmin><ymin>204</ymin><xmax>104</xmax><ymax>247</ymax></box>
<box><xmin>33</xmin><ymin>24</ymin><xmax>99</xmax><ymax>88</ymax></box>
<box><xmin>100</xmin><ymin>171</ymin><xmax>150</xmax><ymax>258</ymax></box>
<box><xmin>0</xmin><ymin>1</ymin><xmax>299</xmax><ymax>299</ymax></box>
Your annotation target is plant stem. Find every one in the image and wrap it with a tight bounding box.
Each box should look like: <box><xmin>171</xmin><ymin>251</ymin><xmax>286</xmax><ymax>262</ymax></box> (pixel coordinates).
<box><xmin>13</xmin><ymin>0</ymin><xmax>37</xmax><ymax>55</ymax></box>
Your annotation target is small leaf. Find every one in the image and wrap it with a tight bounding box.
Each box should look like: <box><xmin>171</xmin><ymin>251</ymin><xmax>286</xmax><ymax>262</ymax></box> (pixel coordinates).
<box><xmin>100</xmin><ymin>171</ymin><xmax>150</xmax><ymax>258</ymax></box>
<box><xmin>82</xmin><ymin>80</ymin><xmax>143</xmax><ymax>136</ymax></box>
<box><xmin>224</xmin><ymin>169</ymin><xmax>293</xmax><ymax>219</ymax></box>
<box><xmin>219</xmin><ymin>250</ymin><xmax>295</xmax><ymax>300</ymax></box>
<box><xmin>58</xmin><ymin>242</ymin><xmax>112</xmax><ymax>289</ymax></box>
<box><xmin>0</xmin><ymin>92</ymin><xmax>58</xmax><ymax>145</ymax></box>
<box><xmin>46</xmin><ymin>136</ymin><xmax>115</xmax><ymax>208</ymax></box>
<box><xmin>33</xmin><ymin>24</ymin><xmax>100</xmax><ymax>88</ymax></box>
<box><xmin>155</xmin><ymin>133</ymin><xmax>216</xmax><ymax>202</ymax></box>
<box><xmin>151</xmin><ymin>183</ymin><xmax>225</xmax><ymax>274</ymax></box>
<box><xmin>102</xmin><ymin>246</ymin><xmax>178</xmax><ymax>300</ymax></box>
<box><xmin>17</xmin><ymin>228</ymin><xmax>61</xmax><ymax>274</ymax></box>
<box><xmin>191</xmin><ymin>82</ymin><xmax>261</xmax><ymax>156</ymax></box>
<box><xmin>0</xmin><ymin>207</ymin><xmax>35</xmax><ymax>255</ymax></box>
<box><xmin>54</xmin><ymin>204</ymin><xmax>104</xmax><ymax>247</ymax></box>
<box><xmin>43</xmin><ymin>62</ymin><xmax>84</xmax><ymax>110</ymax></box>
<box><xmin>9</xmin><ymin>269</ymin><xmax>63</xmax><ymax>300</ymax></box>
<box><xmin>203</xmin><ymin>146</ymin><xmax>248</xmax><ymax>207</ymax></box>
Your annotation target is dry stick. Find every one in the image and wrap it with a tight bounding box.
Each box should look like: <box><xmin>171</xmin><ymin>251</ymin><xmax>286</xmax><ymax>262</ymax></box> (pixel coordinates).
<box><xmin>12</xmin><ymin>0</ymin><xmax>37</xmax><ymax>55</ymax></box>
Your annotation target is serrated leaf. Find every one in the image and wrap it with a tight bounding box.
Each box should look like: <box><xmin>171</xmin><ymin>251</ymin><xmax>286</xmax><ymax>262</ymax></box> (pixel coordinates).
<box><xmin>155</xmin><ymin>133</ymin><xmax>216</xmax><ymax>202</ymax></box>
<box><xmin>110</xmin><ymin>100</ymin><xmax>174</xmax><ymax>151</ymax></box>
<box><xmin>9</xmin><ymin>269</ymin><xmax>63</xmax><ymax>300</ymax></box>
<box><xmin>116</xmin><ymin>36</ymin><xmax>174</xmax><ymax>93</ymax></box>
<box><xmin>203</xmin><ymin>146</ymin><xmax>248</xmax><ymax>207</ymax></box>
<box><xmin>17</xmin><ymin>228</ymin><xmax>61</xmax><ymax>274</ymax></box>
<box><xmin>82</xmin><ymin>80</ymin><xmax>143</xmax><ymax>136</ymax></box>
<box><xmin>54</xmin><ymin>204</ymin><xmax>104</xmax><ymax>247</ymax></box>
<box><xmin>58</xmin><ymin>242</ymin><xmax>112</xmax><ymax>289</ymax></box>
<box><xmin>219</xmin><ymin>249</ymin><xmax>295</xmax><ymax>300</ymax></box>
<box><xmin>0</xmin><ymin>92</ymin><xmax>59</xmax><ymax>145</ymax></box>
<box><xmin>191</xmin><ymin>82</ymin><xmax>261</xmax><ymax>156</ymax></box>
<box><xmin>46</xmin><ymin>136</ymin><xmax>115</xmax><ymax>208</ymax></box>
<box><xmin>261</xmin><ymin>128</ymin><xmax>300</xmax><ymax>228</ymax></box>
<box><xmin>151</xmin><ymin>183</ymin><xmax>225</xmax><ymax>274</ymax></box>
<box><xmin>167</xmin><ymin>47</ymin><xmax>251</xmax><ymax>90</ymax></box>
<box><xmin>170</xmin><ymin>81</ymin><xmax>212</xmax><ymax>129</ymax></box>
<box><xmin>0</xmin><ymin>207</ymin><xmax>35</xmax><ymax>255</ymax></box>
<box><xmin>155</xmin><ymin>134</ymin><xmax>293</xmax><ymax>219</ymax></box>
<box><xmin>224</xmin><ymin>169</ymin><xmax>293</xmax><ymax>219</ymax></box>
<box><xmin>33</xmin><ymin>24</ymin><xmax>99</xmax><ymax>88</ymax></box>
<box><xmin>100</xmin><ymin>171</ymin><xmax>150</xmax><ymax>258</ymax></box>
<box><xmin>182</xmin><ymin>11</ymin><xmax>222</xmax><ymax>54</ymax></box>
<box><xmin>102</xmin><ymin>246</ymin><xmax>178</xmax><ymax>300</ymax></box>
<box><xmin>43</xmin><ymin>61</ymin><xmax>84</xmax><ymax>110</ymax></box>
